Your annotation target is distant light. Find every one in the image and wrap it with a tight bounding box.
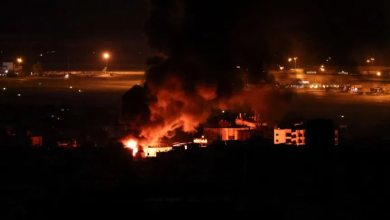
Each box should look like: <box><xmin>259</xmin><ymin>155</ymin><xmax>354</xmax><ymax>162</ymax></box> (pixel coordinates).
<box><xmin>51</xmin><ymin>115</ymin><xmax>54</xmax><ymax>118</ymax></box>
<box><xmin>371</xmin><ymin>58</ymin><xmax>375</xmax><ymax>61</ymax></box>
<box><xmin>279</xmin><ymin>66</ymin><xmax>284</xmax><ymax>70</ymax></box>
<box><xmin>5</xmin><ymin>70</ymin><xmax>8</xmax><ymax>73</ymax></box>
<box><xmin>367</xmin><ymin>60</ymin><xmax>370</xmax><ymax>63</ymax></box>
<box><xmin>17</xmin><ymin>94</ymin><xmax>21</xmax><ymax>96</ymax></box>
<box><xmin>377</xmin><ymin>72</ymin><xmax>381</xmax><ymax>76</ymax></box>
<box><xmin>65</xmin><ymin>74</ymin><xmax>69</xmax><ymax>79</ymax></box>
<box><xmin>237</xmin><ymin>66</ymin><xmax>240</xmax><ymax>69</ymax></box>
<box><xmin>103</xmin><ymin>53</ymin><xmax>110</xmax><ymax>59</ymax></box>
<box><xmin>39</xmin><ymin>83</ymin><xmax>41</xmax><ymax>85</ymax></box>
<box><xmin>341</xmin><ymin>115</ymin><xmax>344</xmax><ymax>118</ymax></box>
<box><xmin>57</xmin><ymin>117</ymin><xmax>60</xmax><ymax>120</ymax></box>
<box><xmin>40</xmin><ymin>54</ymin><xmax>43</xmax><ymax>57</ymax></box>
<box><xmin>288</xmin><ymin>58</ymin><xmax>292</xmax><ymax>62</ymax></box>
<box><xmin>2</xmin><ymin>88</ymin><xmax>5</xmax><ymax>90</ymax></box>
<box><xmin>61</xmin><ymin>109</ymin><xmax>64</xmax><ymax>111</ymax></box>
<box><xmin>69</xmin><ymin>86</ymin><xmax>72</xmax><ymax>89</ymax></box>
<box><xmin>17</xmin><ymin>58</ymin><xmax>22</xmax><ymax>63</ymax></box>
<box><xmin>222</xmin><ymin>110</ymin><xmax>225</xmax><ymax>113</ymax></box>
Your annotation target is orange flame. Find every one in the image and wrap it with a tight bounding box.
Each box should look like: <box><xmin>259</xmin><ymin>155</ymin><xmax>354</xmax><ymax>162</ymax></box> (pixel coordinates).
<box><xmin>122</xmin><ymin>139</ymin><xmax>138</xmax><ymax>156</ymax></box>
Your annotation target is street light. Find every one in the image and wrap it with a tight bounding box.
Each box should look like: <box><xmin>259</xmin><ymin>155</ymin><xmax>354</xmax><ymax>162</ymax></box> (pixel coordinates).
<box><xmin>371</xmin><ymin>57</ymin><xmax>375</xmax><ymax>66</ymax></box>
<box><xmin>288</xmin><ymin>58</ymin><xmax>292</xmax><ymax>62</ymax></box>
<box><xmin>17</xmin><ymin>58</ymin><xmax>22</xmax><ymax>63</ymax></box>
<box><xmin>103</xmin><ymin>53</ymin><xmax>110</xmax><ymax>71</ymax></box>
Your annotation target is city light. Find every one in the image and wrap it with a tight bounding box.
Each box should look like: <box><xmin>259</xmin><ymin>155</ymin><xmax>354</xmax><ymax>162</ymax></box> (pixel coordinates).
<box><xmin>367</xmin><ymin>60</ymin><xmax>370</xmax><ymax>63</ymax></box>
<box><xmin>279</xmin><ymin>66</ymin><xmax>284</xmax><ymax>70</ymax></box>
<box><xmin>288</xmin><ymin>58</ymin><xmax>292</xmax><ymax>62</ymax></box>
<box><xmin>377</xmin><ymin>72</ymin><xmax>381</xmax><ymax>76</ymax></box>
<box><xmin>17</xmin><ymin>58</ymin><xmax>22</xmax><ymax>63</ymax></box>
<box><xmin>103</xmin><ymin>53</ymin><xmax>110</xmax><ymax>71</ymax></box>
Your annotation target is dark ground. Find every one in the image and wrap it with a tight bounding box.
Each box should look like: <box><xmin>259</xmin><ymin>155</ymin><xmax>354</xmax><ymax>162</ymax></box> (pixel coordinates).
<box><xmin>0</xmin><ymin>145</ymin><xmax>387</xmax><ymax>218</ymax></box>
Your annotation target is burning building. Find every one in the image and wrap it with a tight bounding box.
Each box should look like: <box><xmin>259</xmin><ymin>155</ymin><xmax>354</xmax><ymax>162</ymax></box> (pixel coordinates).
<box><xmin>119</xmin><ymin>0</ymin><xmax>294</xmax><ymax>154</ymax></box>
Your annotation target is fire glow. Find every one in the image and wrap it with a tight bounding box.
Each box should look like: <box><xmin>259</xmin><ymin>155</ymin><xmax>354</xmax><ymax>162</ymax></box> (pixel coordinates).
<box><xmin>122</xmin><ymin>139</ymin><xmax>138</xmax><ymax>156</ymax></box>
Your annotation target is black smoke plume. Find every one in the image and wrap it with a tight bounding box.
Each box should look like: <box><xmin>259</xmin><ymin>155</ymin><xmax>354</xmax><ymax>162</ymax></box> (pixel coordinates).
<box><xmin>121</xmin><ymin>0</ymin><xmax>303</xmax><ymax>145</ymax></box>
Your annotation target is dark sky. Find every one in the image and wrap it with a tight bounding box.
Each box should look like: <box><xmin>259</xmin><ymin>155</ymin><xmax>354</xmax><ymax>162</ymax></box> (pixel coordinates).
<box><xmin>1</xmin><ymin>0</ymin><xmax>390</xmax><ymax>69</ymax></box>
<box><xmin>0</xmin><ymin>0</ymin><xmax>150</xmax><ymax>69</ymax></box>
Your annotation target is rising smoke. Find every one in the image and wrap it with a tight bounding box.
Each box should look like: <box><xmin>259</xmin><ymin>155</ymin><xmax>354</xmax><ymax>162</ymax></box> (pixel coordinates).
<box><xmin>121</xmin><ymin>0</ymin><xmax>296</xmax><ymax>147</ymax></box>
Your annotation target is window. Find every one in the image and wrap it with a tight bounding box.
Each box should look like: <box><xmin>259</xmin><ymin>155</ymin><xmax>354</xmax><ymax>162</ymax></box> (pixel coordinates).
<box><xmin>276</xmin><ymin>133</ymin><xmax>279</xmax><ymax>136</ymax></box>
<box><xmin>276</xmin><ymin>139</ymin><xmax>279</xmax><ymax>142</ymax></box>
<box><xmin>286</xmin><ymin>133</ymin><xmax>291</xmax><ymax>137</ymax></box>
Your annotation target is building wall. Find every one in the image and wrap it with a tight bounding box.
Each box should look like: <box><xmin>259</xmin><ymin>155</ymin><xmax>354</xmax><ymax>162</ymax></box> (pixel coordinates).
<box><xmin>143</xmin><ymin>146</ymin><xmax>172</xmax><ymax>157</ymax></box>
<box><xmin>274</xmin><ymin>128</ymin><xmax>305</xmax><ymax>145</ymax></box>
<box><xmin>274</xmin><ymin>129</ymin><xmax>286</xmax><ymax>144</ymax></box>
<box><xmin>274</xmin><ymin>128</ymin><xmax>338</xmax><ymax>146</ymax></box>
<box><xmin>204</xmin><ymin>127</ymin><xmax>250</xmax><ymax>142</ymax></box>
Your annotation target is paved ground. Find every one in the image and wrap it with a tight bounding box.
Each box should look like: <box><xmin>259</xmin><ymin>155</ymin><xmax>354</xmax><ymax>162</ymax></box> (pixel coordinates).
<box><xmin>0</xmin><ymin>75</ymin><xmax>143</xmax><ymax>106</ymax></box>
<box><xmin>0</xmin><ymin>76</ymin><xmax>388</xmax><ymax>142</ymax></box>
<box><xmin>290</xmin><ymin>90</ymin><xmax>390</xmax><ymax>143</ymax></box>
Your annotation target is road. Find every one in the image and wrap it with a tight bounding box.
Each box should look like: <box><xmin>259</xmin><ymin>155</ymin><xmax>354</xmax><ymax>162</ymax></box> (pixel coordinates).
<box><xmin>0</xmin><ymin>75</ymin><xmax>144</xmax><ymax>106</ymax></box>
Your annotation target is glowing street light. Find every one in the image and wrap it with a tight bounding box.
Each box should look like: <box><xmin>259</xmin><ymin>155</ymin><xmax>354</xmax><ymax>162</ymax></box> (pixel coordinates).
<box><xmin>377</xmin><ymin>72</ymin><xmax>381</xmax><ymax>76</ymax></box>
<box><xmin>103</xmin><ymin>53</ymin><xmax>110</xmax><ymax>72</ymax></box>
<box><xmin>17</xmin><ymin>58</ymin><xmax>22</xmax><ymax>63</ymax></box>
<box><xmin>288</xmin><ymin>58</ymin><xmax>292</xmax><ymax>62</ymax></box>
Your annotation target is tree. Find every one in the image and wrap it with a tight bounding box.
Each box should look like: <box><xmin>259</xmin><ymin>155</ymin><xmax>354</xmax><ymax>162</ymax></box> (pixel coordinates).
<box><xmin>32</xmin><ymin>62</ymin><xmax>43</xmax><ymax>75</ymax></box>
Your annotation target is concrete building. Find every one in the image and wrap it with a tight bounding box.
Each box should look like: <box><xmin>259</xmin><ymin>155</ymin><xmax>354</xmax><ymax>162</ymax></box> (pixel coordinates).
<box><xmin>274</xmin><ymin>123</ymin><xmax>306</xmax><ymax>146</ymax></box>
<box><xmin>274</xmin><ymin>120</ymin><xmax>339</xmax><ymax>146</ymax></box>
<box><xmin>204</xmin><ymin>127</ymin><xmax>251</xmax><ymax>142</ymax></box>
<box><xmin>143</xmin><ymin>146</ymin><xmax>172</xmax><ymax>157</ymax></box>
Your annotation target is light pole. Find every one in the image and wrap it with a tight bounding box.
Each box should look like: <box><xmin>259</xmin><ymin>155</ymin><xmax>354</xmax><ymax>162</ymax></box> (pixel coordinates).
<box><xmin>103</xmin><ymin>53</ymin><xmax>109</xmax><ymax>72</ymax></box>
<box><xmin>294</xmin><ymin>57</ymin><xmax>298</xmax><ymax>69</ymax></box>
<box><xmin>67</xmin><ymin>57</ymin><xmax>70</xmax><ymax>72</ymax></box>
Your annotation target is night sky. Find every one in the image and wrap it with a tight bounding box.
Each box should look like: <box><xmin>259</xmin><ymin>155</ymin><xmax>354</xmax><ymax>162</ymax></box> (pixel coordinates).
<box><xmin>0</xmin><ymin>0</ymin><xmax>390</xmax><ymax>69</ymax></box>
